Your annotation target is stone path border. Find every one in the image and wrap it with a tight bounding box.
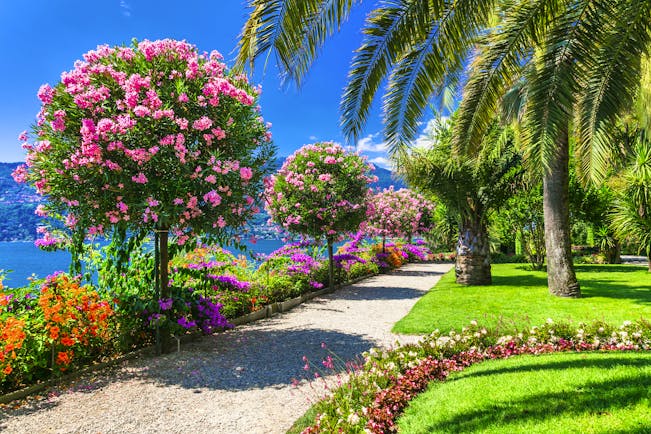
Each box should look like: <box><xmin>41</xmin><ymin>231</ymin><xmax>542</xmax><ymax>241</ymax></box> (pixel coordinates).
<box><xmin>0</xmin><ymin>262</ymin><xmax>453</xmax><ymax>434</ymax></box>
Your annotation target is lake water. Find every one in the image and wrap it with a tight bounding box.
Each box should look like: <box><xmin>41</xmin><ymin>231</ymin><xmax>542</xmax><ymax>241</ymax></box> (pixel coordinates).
<box><xmin>0</xmin><ymin>239</ymin><xmax>287</xmax><ymax>287</ymax></box>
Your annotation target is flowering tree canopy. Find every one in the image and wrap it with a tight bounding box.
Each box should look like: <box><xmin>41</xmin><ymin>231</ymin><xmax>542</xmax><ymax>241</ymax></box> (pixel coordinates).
<box><xmin>265</xmin><ymin>142</ymin><xmax>376</xmax><ymax>241</ymax></box>
<box><xmin>13</xmin><ymin>39</ymin><xmax>275</xmax><ymax>247</ymax></box>
<box><xmin>366</xmin><ymin>187</ymin><xmax>435</xmax><ymax>242</ymax></box>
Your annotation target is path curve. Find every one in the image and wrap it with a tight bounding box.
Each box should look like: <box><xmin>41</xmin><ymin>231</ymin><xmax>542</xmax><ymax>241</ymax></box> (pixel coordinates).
<box><xmin>0</xmin><ymin>262</ymin><xmax>452</xmax><ymax>434</ymax></box>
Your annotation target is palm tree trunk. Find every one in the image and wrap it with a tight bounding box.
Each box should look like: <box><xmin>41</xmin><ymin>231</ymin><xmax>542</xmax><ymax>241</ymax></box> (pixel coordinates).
<box><xmin>455</xmin><ymin>215</ymin><xmax>491</xmax><ymax>285</ymax></box>
<box><xmin>543</xmin><ymin>129</ymin><xmax>581</xmax><ymax>297</ymax></box>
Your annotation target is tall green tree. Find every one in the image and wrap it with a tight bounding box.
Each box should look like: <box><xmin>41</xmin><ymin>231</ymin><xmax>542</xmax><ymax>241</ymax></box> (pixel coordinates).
<box><xmin>236</xmin><ymin>0</ymin><xmax>651</xmax><ymax>298</ymax></box>
<box><xmin>399</xmin><ymin>117</ymin><xmax>522</xmax><ymax>285</ymax></box>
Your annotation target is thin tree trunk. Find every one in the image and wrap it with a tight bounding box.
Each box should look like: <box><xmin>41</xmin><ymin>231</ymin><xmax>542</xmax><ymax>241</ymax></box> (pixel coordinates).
<box><xmin>543</xmin><ymin>129</ymin><xmax>581</xmax><ymax>297</ymax></box>
<box><xmin>327</xmin><ymin>237</ymin><xmax>335</xmax><ymax>291</ymax></box>
<box><xmin>157</xmin><ymin>227</ymin><xmax>173</xmax><ymax>353</ymax></box>
<box><xmin>455</xmin><ymin>215</ymin><xmax>491</xmax><ymax>285</ymax></box>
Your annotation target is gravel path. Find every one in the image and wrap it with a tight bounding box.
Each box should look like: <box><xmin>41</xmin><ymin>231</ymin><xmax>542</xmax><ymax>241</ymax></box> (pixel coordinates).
<box><xmin>0</xmin><ymin>262</ymin><xmax>452</xmax><ymax>434</ymax></box>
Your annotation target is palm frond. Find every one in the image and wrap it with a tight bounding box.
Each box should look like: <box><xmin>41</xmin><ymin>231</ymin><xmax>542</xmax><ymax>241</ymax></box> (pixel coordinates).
<box><xmin>454</xmin><ymin>0</ymin><xmax>567</xmax><ymax>154</ymax></box>
<box><xmin>235</xmin><ymin>0</ymin><xmax>358</xmax><ymax>85</ymax></box>
<box><xmin>383</xmin><ymin>0</ymin><xmax>496</xmax><ymax>155</ymax></box>
<box><xmin>341</xmin><ymin>0</ymin><xmax>439</xmax><ymax>144</ymax></box>
<box><xmin>577</xmin><ymin>0</ymin><xmax>651</xmax><ymax>182</ymax></box>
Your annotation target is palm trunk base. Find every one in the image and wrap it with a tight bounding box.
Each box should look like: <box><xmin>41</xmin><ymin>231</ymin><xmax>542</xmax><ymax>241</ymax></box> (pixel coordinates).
<box><xmin>455</xmin><ymin>254</ymin><xmax>491</xmax><ymax>285</ymax></box>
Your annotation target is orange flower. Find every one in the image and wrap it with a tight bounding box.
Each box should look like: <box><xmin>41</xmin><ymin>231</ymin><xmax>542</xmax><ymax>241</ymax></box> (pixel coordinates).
<box><xmin>60</xmin><ymin>335</ymin><xmax>75</xmax><ymax>347</ymax></box>
<box><xmin>3</xmin><ymin>364</ymin><xmax>12</xmax><ymax>375</ymax></box>
<box><xmin>56</xmin><ymin>350</ymin><xmax>72</xmax><ymax>366</ymax></box>
<box><xmin>49</xmin><ymin>326</ymin><xmax>60</xmax><ymax>340</ymax></box>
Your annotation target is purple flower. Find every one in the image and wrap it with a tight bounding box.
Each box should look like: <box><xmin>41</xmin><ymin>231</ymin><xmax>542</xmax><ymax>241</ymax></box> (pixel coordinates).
<box><xmin>309</xmin><ymin>281</ymin><xmax>324</xmax><ymax>289</ymax></box>
<box><xmin>177</xmin><ymin>317</ymin><xmax>197</xmax><ymax>329</ymax></box>
<box><xmin>212</xmin><ymin>275</ymin><xmax>251</xmax><ymax>291</ymax></box>
<box><xmin>158</xmin><ymin>298</ymin><xmax>173</xmax><ymax>310</ymax></box>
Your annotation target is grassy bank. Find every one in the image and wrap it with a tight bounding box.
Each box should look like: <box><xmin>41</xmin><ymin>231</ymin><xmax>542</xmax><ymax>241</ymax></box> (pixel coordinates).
<box><xmin>393</xmin><ymin>264</ymin><xmax>651</xmax><ymax>335</ymax></box>
<box><xmin>397</xmin><ymin>351</ymin><xmax>651</xmax><ymax>433</ymax></box>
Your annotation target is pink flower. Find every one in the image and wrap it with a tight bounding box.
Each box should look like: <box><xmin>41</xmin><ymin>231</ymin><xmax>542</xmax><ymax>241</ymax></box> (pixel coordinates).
<box><xmin>324</xmin><ymin>156</ymin><xmax>336</xmax><ymax>164</ymax></box>
<box><xmin>132</xmin><ymin>172</ymin><xmax>148</xmax><ymax>184</ymax></box>
<box><xmin>239</xmin><ymin>167</ymin><xmax>253</xmax><ymax>181</ymax></box>
<box><xmin>133</xmin><ymin>105</ymin><xmax>151</xmax><ymax>117</ymax></box>
<box><xmin>205</xmin><ymin>174</ymin><xmax>217</xmax><ymax>184</ymax></box>
<box><xmin>318</xmin><ymin>173</ymin><xmax>331</xmax><ymax>182</ymax></box>
<box><xmin>192</xmin><ymin>116</ymin><xmax>213</xmax><ymax>131</ymax></box>
<box><xmin>37</xmin><ymin>84</ymin><xmax>54</xmax><ymax>104</ymax></box>
<box><xmin>178</xmin><ymin>93</ymin><xmax>189</xmax><ymax>103</ymax></box>
<box><xmin>203</xmin><ymin>190</ymin><xmax>222</xmax><ymax>207</ymax></box>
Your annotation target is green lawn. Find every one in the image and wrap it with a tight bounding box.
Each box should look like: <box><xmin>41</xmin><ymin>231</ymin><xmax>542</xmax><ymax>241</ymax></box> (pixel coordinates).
<box><xmin>393</xmin><ymin>264</ymin><xmax>651</xmax><ymax>334</ymax></box>
<box><xmin>397</xmin><ymin>351</ymin><xmax>651</xmax><ymax>434</ymax></box>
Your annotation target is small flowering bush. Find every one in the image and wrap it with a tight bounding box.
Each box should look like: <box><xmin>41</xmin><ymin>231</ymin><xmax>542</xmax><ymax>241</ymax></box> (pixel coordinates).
<box><xmin>366</xmin><ymin>187</ymin><xmax>435</xmax><ymax>244</ymax></box>
<box><xmin>297</xmin><ymin>318</ymin><xmax>651</xmax><ymax>433</ymax></box>
<box><xmin>265</xmin><ymin>142</ymin><xmax>376</xmax><ymax>287</ymax></box>
<box><xmin>257</xmin><ymin>242</ymin><xmax>327</xmax><ymax>300</ymax></box>
<box><xmin>0</xmin><ymin>273</ymin><xmax>116</xmax><ymax>393</ymax></box>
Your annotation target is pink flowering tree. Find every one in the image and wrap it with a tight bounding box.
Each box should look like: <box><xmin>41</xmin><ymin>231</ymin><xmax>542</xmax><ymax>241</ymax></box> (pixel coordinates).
<box><xmin>13</xmin><ymin>39</ymin><xmax>275</xmax><ymax>350</ymax></box>
<box><xmin>366</xmin><ymin>187</ymin><xmax>435</xmax><ymax>250</ymax></box>
<box><xmin>265</xmin><ymin>142</ymin><xmax>376</xmax><ymax>289</ymax></box>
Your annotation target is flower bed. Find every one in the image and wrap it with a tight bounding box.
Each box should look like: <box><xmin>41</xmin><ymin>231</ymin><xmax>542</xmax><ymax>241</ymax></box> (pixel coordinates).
<box><xmin>296</xmin><ymin>318</ymin><xmax>651</xmax><ymax>433</ymax></box>
<box><xmin>0</xmin><ymin>237</ymin><xmax>430</xmax><ymax>395</ymax></box>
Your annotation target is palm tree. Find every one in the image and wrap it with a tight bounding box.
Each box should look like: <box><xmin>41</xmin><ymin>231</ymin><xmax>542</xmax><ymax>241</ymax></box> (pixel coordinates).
<box><xmin>399</xmin><ymin>116</ymin><xmax>522</xmax><ymax>284</ymax></box>
<box><xmin>236</xmin><ymin>0</ymin><xmax>651</xmax><ymax>297</ymax></box>
<box><xmin>611</xmin><ymin>141</ymin><xmax>651</xmax><ymax>271</ymax></box>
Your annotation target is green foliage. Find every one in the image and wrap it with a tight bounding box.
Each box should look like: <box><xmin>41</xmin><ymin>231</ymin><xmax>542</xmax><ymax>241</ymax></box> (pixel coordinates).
<box><xmin>492</xmin><ymin>182</ymin><xmax>545</xmax><ymax>270</ymax></box>
<box><xmin>399</xmin><ymin>116</ymin><xmax>522</xmax><ymax>225</ymax></box>
<box><xmin>393</xmin><ymin>263</ymin><xmax>651</xmax><ymax>335</ymax></box>
<box><xmin>611</xmin><ymin>140</ymin><xmax>651</xmax><ymax>256</ymax></box>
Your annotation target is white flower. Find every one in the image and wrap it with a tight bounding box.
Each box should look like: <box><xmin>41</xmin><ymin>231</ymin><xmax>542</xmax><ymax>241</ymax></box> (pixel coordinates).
<box><xmin>347</xmin><ymin>412</ymin><xmax>360</xmax><ymax>425</ymax></box>
<box><xmin>546</xmin><ymin>318</ymin><xmax>554</xmax><ymax>324</ymax></box>
<box><xmin>470</xmin><ymin>320</ymin><xmax>478</xmax><ymax>326</ymax></box>
<box><xmin>623</xmin><ymin>320</ymin><xmax>632</xmax><ymax>327</ymax></box>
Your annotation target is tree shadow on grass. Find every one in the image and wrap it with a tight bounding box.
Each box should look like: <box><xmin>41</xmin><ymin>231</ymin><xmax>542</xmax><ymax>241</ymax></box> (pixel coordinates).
<box><xmin>450</xmin><ymin>353</ymin><xmax>651</xmax><ymax>382</ymax></box>
<box><xmin>416</xmin><ymin>355</ymin><xmax>651</xmax><ymax>433</ymax></box>
<box><xmin>575</xmin><ymin>264</ymin><xmax>647</xmax><ymax>274</ymax></box>
<box><xmin>491</xmin><ymin>273</ymin><xmax>548</xmax><ymax>288</ymax></box>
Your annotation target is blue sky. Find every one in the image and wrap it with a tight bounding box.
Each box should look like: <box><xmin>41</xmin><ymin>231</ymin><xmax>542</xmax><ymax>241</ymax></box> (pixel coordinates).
<box><xmin>0</xmin><ymin>1</ymin><xmax>434</xmax><ymax>167</ymax></box>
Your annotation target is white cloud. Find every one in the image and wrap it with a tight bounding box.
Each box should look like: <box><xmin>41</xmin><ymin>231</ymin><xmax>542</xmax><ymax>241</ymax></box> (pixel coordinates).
<box><xmin>368</xmin><ymin>156</ymin><xmax>394</xmax><ymax>170</ymax></box>
<box><xmin>413</xmin><ymin>116</ymin><xmax>450</xmax><ymax>149</ymax></box>
<box><xmin>120</xmin><ymin>0</ymin><xmax>132</xmax><ymax>17</ymax></box>
<box><xmin>356</xmin><ymin>132</ymin><xmax>387</xmax><ymax>153</ymax></box>
<box><xmin>308</xmin><ymin>135</ymin><xmax>318</xmax><ymax>141</ymax></box>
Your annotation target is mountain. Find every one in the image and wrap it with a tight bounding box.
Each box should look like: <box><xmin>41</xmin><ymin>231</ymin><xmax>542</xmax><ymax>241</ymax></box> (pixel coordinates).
<box><xmin>0</xmin><ymin>161</ymin><xmax>407</xmax><ymax>242</ymax></box>
<box><xmin>0</xmin><ymin>163</ymin><xmax>42</xmax><ymax>241</ymax></box>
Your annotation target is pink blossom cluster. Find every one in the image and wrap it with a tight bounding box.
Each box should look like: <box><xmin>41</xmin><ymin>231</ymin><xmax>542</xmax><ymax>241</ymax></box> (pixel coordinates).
<box><xmin>13</xmin><ymin>38</ymin><xmax>274</xmax><ymax>245</ymax></box>
<box><xmin>366</xmin><ymin>187</ymin><xmax>435</xmax><ymax>240</ymax></box>
<box><xmin>265</xmin><ymin>142</ymin><xmax>377</xmax><ymax>240</ymax></box>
